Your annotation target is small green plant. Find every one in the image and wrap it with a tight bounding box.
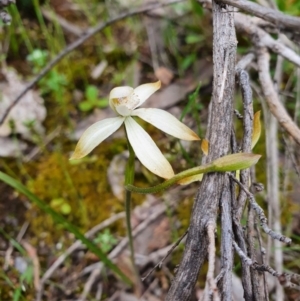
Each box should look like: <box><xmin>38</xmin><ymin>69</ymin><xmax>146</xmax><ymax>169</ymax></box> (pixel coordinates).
<box><xmin>0</xmin><ymin>229</ymin><xmax>34</xmax><ymax>301</ymax></box>
<box><xmin>94</xmin><ymin>229</ymin><xmax>118</xmax><ymax>253</ymax></box>
<box><xmin>26</xmin><ymin>49</ymin><xmax>68</xmax><ymax>97</ymax></box>
<box><xmin>50</xmin><ymin>198</ymin><xmax>72</xmax><ymax>215</ymax></box>
<box><xmin>26</xmin><ymin>49</ymin><xmax>48</xmax><ymax>73</ymax></box>
<box><xmin>39</xmin><ymin>71</ymin><xmax>67</xmax><ymax>96</ymax></box>
<box><xmin>13</xmin><ymin>264</ymin><xmax>34</xmax><ymax>301</ymax></box>
<box><xmin>79</xmin><ymin>85</ymin><xmax>109</xmax><ymax>112</ymax></box>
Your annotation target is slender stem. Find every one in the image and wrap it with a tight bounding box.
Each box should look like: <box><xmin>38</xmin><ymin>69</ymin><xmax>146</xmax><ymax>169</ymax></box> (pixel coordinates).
<box><xmin>125</xmin><ymin>190</ymin><xmax>135</xmax><ymax>268</ymax></box>
<box><xmin>125</xmin><ymin>138</ymin><xmax>135</xmax><ymax>261</ymax></box>
<box><xmin>124</xmin><ymin>130</ymin><xmax>142</xmax><ymax>291</ymax></box>
<box><xmin>126</xmin><ymin>163</ymin><xmax>215</xmax><ymax>194</ymax></box>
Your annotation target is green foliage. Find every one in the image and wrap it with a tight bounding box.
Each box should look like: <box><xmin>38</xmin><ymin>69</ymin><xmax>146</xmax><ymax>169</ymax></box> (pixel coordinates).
<box><xmin>189</xmin><ymin>0</ymin><xmax>203</xmax><ymax>16</ymax></box>
<box><xmin>79</xmin><ymin>85</ymin><xmax>109</xmax><ymax>112</ymax></box>
<box><xmin>7</xmin><ymin>4</ymin><xmax>33</xmax><ymax>54</ymax></box>
<box><xmin>50</xmin><ymin>198</ymin><xmax>72</xmax><ymax>215</ymax></box>
<box><xmin>0</xmin><ymin>229</ymin><xmax>33</xmax><ymax>301</ymax></box>
<box><xmin>276</xmin><ymin>0</ymin><xmax>300</xmax><ymax>15</ymax></box>
<box><xmin>26</xmin><ymin>49</ymin><xmax>68</xmax><ymax>97</ymax></box>
<box><xmin>26</xmin><ymin>49</ymin><xmax>48</xmax><ymax>72</ymax></box>
<box><xmin>171</xmin><ymin>84</ymin><xmax>203</xmax><ymax>167</ymax></box>
<box><xmin>94</xmin><ymin>229</ymin><xmax>118</xmax><ymax>253</ymax></box>
<box><xmin>180</xmin><ymin>53</ymin><xmax>197</xmax><ymax>72</ymax></box>
<box><xmin>40</xmin><ymin>71</ymin><xmax>68</xmax><ymax>96</ymax></box>
<box><xmin>185</xmin><ymin>34</ymin><xmax>205</xmax><ymax>44</ymax></box>
<box><xmin>13</xmin><ymin>266</ymin><xmax>34</xmax><ymax>301</ymax></box>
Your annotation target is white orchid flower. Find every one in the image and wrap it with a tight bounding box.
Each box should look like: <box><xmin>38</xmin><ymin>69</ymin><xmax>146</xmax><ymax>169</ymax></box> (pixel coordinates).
<box><xmin>71</xmin><ymin>81</ymin><xmax>200</xmax><ymax>179</ymax></box>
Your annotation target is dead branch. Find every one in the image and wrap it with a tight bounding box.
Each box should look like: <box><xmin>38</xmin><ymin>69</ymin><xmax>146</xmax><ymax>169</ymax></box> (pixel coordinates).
<box><xmin>234</xmin><ymin>14</ymin><xmax>300</xmax><ymax>68</ymax></box>
<box><xmin>233</xmin><ymin>241</ymin><xmax>300</xmax><ymax>290</ymax></box>
<box><xmin>232</xmin><ymin>68</ymin><xmax>256</xmax><ymax>301</ymax></box>
<box><xmin>235</xmin><ymin>53</ymin><xmax>255</xmax><ymax>72</ymax></box>
<box><xmin>257</xmin><ymin>48</ymin><xmax>300</xmax><ymax>144</ymax></box>
<box><xmin>36</xmin><ymin>212</ymin><xmax>125</xmax><ymax>301</ymax></box>
<box><xmin>218</xmin><ymin>176</ymin><xmax>234</xmax><ymax>299</ymax></box>
<box><xmin>64</xmin><ymin>202</ymin><xmax>169</xmax><ymax>301</ymax></box>
<box><xmin>200</xmin><ymin>0</ymin><xmax>300</xmax><ymax>67</ymax></box>
<box><xmin>166</xmin><ymin>1</ymin><xmax>237</xmax><ymax>299</ymax></box>
<box><xmin>218</xmin><ymin>0</ymin><xmax>300</xmax><ymax>32</ymax></box>
<box><xmin>269</xmin><ymin>44</ymin><xmax>284</xmax><ymax>300</ymax></box>
<box><xmin>235</xmin><ymin>70</ymin><xmax>253</xmax><ymax>218</ymax></box>
<box><xmin>247</xmin><ymin>203</ymin><xmax>264</xmax><ymax>300</ymax></box>
<box><xmin>203</xmin><ymin>222</ymin><xmax>220</xmax><ymax>301</ymax></box>
<box><xmin>141</xmin><ymin>230</ymin><xmax>188</xmax><ymax>281</ymax></box>
<box><xmin>229</xmin><ymin>174</ymin><xmax>292</xmax><ymax>244</ymax></box>
<box><xmin>3</xmin><ymin>221</ymin><xmax>29</xmax><ymax>270</ymax></box>
<box><xmin>255</xmin><ymin>219</ymin><xmax>270</xmax><ymax>301</ymax></box>
<box><xmin>79</xmin><ymin>265</ymin><xmax>103</xmax><ymax>301</ymax></box>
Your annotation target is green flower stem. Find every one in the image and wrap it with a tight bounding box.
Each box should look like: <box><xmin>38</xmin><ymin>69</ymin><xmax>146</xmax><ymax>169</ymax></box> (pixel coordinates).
<box><xmin>125</xmin><ymin>132</ymin><xmax>141</xmax><ymax>285</ymax></box>
<box><xmin>126</xmin><ymin>162</ymin><xmax>215</xmax><ymax>194</ymax></box>
<box><xmin>126</xmin><ymin>153</ymin><xmax>261</xmax><ymax>194</ymax></box>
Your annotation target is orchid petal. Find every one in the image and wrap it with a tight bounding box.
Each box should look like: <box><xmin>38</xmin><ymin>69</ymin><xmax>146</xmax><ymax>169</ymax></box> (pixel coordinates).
<box><xmin>124</xmin><ymin>117</ymin><xmax>174</xmax><ymax>179</ymax></box>
<box><xmin>131</xmin><ymin>81</ymin><xmax>161</xmax><ymax>108</ymax></box>
<box><xmin>114</xmin><ymin>104</ymin><xmax>132</xmax><ymax>117</ymax></box>
<box><xmin>132</xmin><ymin>108</ymin><xmax>200</xmax><ymax>140</ymax></box>
<box><xmin>109</xmin><ymin>86</ymin><xmax>133</xmax><ymax>112</ymax></box>
<box><xmin>70</xmin><ymin>117</ymin><xmax>125</xmax><ymax>159</ymax></box>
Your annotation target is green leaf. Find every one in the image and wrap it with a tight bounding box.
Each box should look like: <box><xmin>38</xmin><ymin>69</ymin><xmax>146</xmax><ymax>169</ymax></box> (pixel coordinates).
<box><xmin>190</xmin><ymin>0</ymin><xmax>203</xmax><ymax>16</ymax></box>
<box><xmin>86</xmin><ymin>85</ymin><xmax>98</xmax><ymax>102</ymax></box>
<box><xmin>79</xmin><ymin>101</ymin><xmax>94</xmax><ymax>112</ymax></box>
<box><xmin>61</xmin><ymin>203</ymin><xmax>72</xmax><ymax>215</ymax></box>
<box><xmin>180</xmin><ymin>53</ymin><xmax>197</xmax><ymax>72</ymax></box>
<box><xmin>50</xmin><ymin>197</ymin><xmax>64</xmax><ymax>207</ymax></box>
<box><xmin>180</xmin><ymin>83</ymin><xmax>201</xmax><ymax>121</ymax></box>
<box><xmin>126</xmin><ymin>153</ymin><xmax>261</xmax><ymax>194</ymax></box>
<box><xmin>185</xmin><ymin>34</ymin><xmax>204</xmax><ymax>44</ymax></box>
<box><xmin>213</xmin><ymin>153</ymin><xmax>261</xmax><ymax>172</ymax></box>
<box><xmin>97</xmin><ymin>98</ymin><xmax>109</xmax><ymax>108</ymax></box>
<box><xmin>0</xmin><ymin>171</ymin><xmax>132</xmax><ymax>286</ymax></box>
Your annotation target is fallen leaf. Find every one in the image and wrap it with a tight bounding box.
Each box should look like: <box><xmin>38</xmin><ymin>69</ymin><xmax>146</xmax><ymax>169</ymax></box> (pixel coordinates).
<box><xmin>251</xmin><ymin>111</ymin><xmax>261</xmax><ymax>149</ymax></box>
<box><xmin>107</xmin><ymin>151</ymin><xmax>128</xmax><ymax>201</ymax></box>
<box><xmin>155</xmin><ymin>67</ymin><xmax>174</xmax><ymax>86</ymax></box>
<box><xmin>201</xmin><ymin>138</ymin><xmax>209</xmax><ymax>155</ymax></box>
<box><xmin>0</xmin><ymin>68</ymin><xmax>46</xmax><ymax>139</ymax></box>
<box><xmin>0</xmin><ymin>137</ymin><xmax>26</xmax><ymax>157</ymax></box>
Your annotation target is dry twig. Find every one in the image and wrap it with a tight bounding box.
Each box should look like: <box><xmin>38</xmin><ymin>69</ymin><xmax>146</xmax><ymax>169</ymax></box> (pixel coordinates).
<box><xmin>36</xmin><ymin>212</ymin><xmax>125</xmax><ymax>301</ymax></box>
<box><xmin>235</xmin><ymin>53</ymin><xmax>255</xmax><ymax>72</ymax></box>
<box><xmin>257</xmin><ymin>48</ymin><xmax>300</xmax><ymax>145</ymax></box>
<box><xmin>204</xmin><ymin>223</ymin><xmax>220</xmax><ymax>301</ymax></box>
<box><xmin>73</xmin><ymin>202</ymin><xmax>169</xmax><ymax>301</ymax></box>
<box><xmin>234</xmin><ymin>14</ymin><xmax>300</xmax><ymax>68</ymax></box>
<box><xmin>229</xmin><ymin>174</ymin><xmax>292</xmax><ymax>244</ymax></box>
<box><xmin>235</xmin><ymin>69</ymin><xmax>253</xmax><ymax>218</ymax></box>
<box><xmin>141</xmin><ymin>230</ymin><xmax>188</xmax><ymax>281</ymax></box>
<box><xmin>166</xmin><ymin>1</ymin><xmax>237</xmax><ymax>299</ymax></box>
<box><xmin>218</xmin><ymin>0</ymin><xmax>300</xmax><ymax>32</ymax></box>
<box><xmin>233</xmin><ymin>241</ymin><xmax>300</xmax><ymax>290</ymax></box>
<box><xmin>3</xmin><ymin>221</ymin><xmax>29</xmax><ymax>270</ymax></box>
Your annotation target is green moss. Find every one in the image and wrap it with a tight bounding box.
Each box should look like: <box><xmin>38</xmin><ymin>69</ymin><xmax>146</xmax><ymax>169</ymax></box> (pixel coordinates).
<box><xmin>25</xmin><ymin>141</ymin><xmax>145</xmax><ymax>242</ymax></box>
